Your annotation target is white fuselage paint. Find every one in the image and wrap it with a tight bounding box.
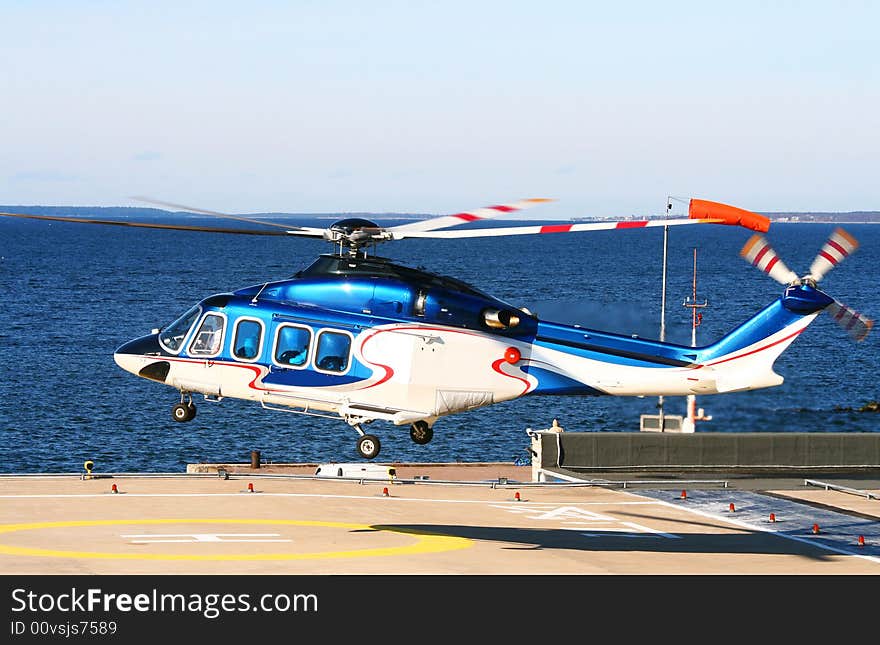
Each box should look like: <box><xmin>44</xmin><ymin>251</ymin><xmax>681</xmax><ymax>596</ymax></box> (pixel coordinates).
<box><xmin>115</xmin><ymin>315</ymin><xmax>815</xmax><ymax>425</ymax></box>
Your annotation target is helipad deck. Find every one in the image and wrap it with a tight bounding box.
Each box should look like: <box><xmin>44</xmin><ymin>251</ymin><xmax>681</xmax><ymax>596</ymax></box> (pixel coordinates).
<box><xmin>1</xmin><ymin>464</ymin><xmax>878</xmax><ymax>575</ymax></box>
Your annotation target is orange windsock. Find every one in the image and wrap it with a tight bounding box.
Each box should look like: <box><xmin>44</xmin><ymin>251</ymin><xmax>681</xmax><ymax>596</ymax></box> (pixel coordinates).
<box><xmin>688</xmin><ymin>199</ymin><xmax>770</xmax><ymax>233</ymax></box>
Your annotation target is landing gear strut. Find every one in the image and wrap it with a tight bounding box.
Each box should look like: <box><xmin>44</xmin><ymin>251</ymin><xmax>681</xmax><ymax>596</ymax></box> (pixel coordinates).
<box><xmin>171</xmin><ymin>393</ymin><xmax>197</xmax><ymax>422</ymax></box>
<box><xmin>409</xmin><ymin>420</ymin><xmax>434</xmax><ymax>445</ymax></box>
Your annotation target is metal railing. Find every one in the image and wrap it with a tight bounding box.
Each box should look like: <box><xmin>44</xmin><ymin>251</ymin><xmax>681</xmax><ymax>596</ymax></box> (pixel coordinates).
<box><xmin>804</xmin><ymin>479</ymin><xmax>880</xmax><ymax>500</ymax></box>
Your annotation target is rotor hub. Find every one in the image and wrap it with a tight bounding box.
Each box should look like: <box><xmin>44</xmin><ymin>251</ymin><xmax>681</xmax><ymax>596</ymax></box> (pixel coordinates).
<box><xmin>325</xmin><ymin>218</ymin><xmax>389</xmax><ymax>256</ymax></box>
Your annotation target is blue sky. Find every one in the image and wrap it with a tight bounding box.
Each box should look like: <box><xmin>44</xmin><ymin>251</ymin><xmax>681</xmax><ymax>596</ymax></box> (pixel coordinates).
<box><xmin>2</xmin><ymin>1</ymin><xmax>878</xmax><ymax>219</ymax></box>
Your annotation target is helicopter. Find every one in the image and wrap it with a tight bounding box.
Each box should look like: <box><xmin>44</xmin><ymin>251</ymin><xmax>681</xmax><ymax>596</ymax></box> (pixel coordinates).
<box><xmin>0</xmin><ymin>197</ymin><xmax>872</xmax><ymax>459</ymax></box>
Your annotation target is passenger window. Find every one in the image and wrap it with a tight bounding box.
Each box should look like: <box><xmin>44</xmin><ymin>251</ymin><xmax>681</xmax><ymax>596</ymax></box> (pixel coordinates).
<box><xmin>189</xmin><ymin>313</ymin><xmax>225</xmax><ymax>356</ymax></box>
<box><xmin>233</xmin><ymin>319</ymin><xmax>263</xmax><ymax>361</ymax></box>
<box><xmin>315</xmin><ymin>330</ymin><xmax>352</xmax><ymax>373</ymax></box>
<box><xmin>274</xmin><ymin>325</ymin><xmax>312</xmax><ymax>367</ymax></box>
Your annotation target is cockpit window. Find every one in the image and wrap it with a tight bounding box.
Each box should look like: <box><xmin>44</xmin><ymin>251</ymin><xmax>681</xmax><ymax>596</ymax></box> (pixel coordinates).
<box><xmin>159</xmin><ymin>305</ymin><xmax>201</xmax><ymax>353</ymax></box>
<box><xmin>189</xmin><ymin>313</ymin><xmax>226</xmax><ymax>356</ymax></box>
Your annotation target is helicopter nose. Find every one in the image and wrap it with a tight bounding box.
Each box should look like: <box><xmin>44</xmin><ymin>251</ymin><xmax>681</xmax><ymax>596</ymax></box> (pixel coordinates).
<box><xmin>113</xmin><ymin>333</ymin><xmax>163</xmax><ymax>375</ymax></box>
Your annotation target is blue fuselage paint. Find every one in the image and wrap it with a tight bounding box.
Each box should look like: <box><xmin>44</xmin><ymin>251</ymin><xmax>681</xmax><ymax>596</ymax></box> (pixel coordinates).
<box><xmin>116</xmin><ymin>254</ymin><xmax>541</xmax><ymax>388</ymax></box>
<box><xmin>524</xmin><ymin>284</ymin><xmax>829</xmax><ymax>395</ymax></box>
<box><xmin>115</xmin><ymin>254</ymin><xmax>826</xmax><ymax>404</ymax></box>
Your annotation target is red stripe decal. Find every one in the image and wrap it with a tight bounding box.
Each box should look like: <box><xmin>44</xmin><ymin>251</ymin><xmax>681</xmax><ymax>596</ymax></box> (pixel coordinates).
<box><xmin>491</xmin><ymin>358</ymin><xmax>531</xmax><ymax>396</ymax></box>
<box><xmin>827</xmin><ymin>239</ymin><xmax>848</xmax><ymax>256</ymax></box>
<box><xmin>540</xmin><ymin>224</ymin><xmax>573</xmax><ymax>234</ymax></box>
<box><xmin>819</xmin><ymin>250</ymin><xmax>839</xmax><ymax>265</ymax></box>
<box><xmin>355</xmin><ymin>329</ymin><xmax>396</xmax><ymax>389</ymax></box>
<box><xmin>764</xmin><ymin>256</ymin><xmax>779</xmax><ymax>273</ymax></box>
<box><xmin>242</xmin><ymin>365</ymin><xmax>266</xmax><ymax>390</ymax></box>
<box><xmin>353</xmin><ymin>325</ymin><xmax>488</xmax><ymax>388</ymax></box>
<box><xmin>157</xmin><ymin>356</ymin><xmax>274</xmax><ymax>392</ymax></box>
<box><xmin>706</xmin><ymin>328</ymin><xmax>805</xmax><ymax>367</ymax></box>
<box><xmin>489</xmin><ymin>205</ymin><xmax>515</xmax><ymax>213</ymax></box>
<box><xmin>454</xmin><ymin>213</ymin><xmax>481</xmax><ymax>222</ymax></box>
<box><xmin>753</xmin><ymin>245</ymin><xmax>770</xmax><ymax>266</ymax></box>
<box><xmin>615</xmin><ymin>221</ymin><xmax>648</xmax><ymax>228</ymax></box>
<box><xmin>358</xmin><ymin>363</ymin><xmax>393</xmax><ymax>389</ymax></box>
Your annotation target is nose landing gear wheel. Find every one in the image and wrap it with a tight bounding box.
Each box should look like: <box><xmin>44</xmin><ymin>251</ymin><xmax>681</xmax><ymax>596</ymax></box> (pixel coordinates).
<box><xmin>409</xmin><ymin>420</ymin><xmax>433</xmax><ymax>445</ymax></box>
<box><xmin>171</xmin><ymin>402</ymin><xmax>196</xmax><ymax>422</ymax></box>
<box><xmin>357</xmin><ymin>434</ymin><xmax>381</xmax><ymax>460</ymax></box>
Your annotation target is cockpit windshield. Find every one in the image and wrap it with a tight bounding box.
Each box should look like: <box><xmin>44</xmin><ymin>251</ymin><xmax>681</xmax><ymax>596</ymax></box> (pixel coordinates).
<box><xmin>159</xmin><ymin>305</ymin><xmax>201</xmax><ymax>353</ymax></box>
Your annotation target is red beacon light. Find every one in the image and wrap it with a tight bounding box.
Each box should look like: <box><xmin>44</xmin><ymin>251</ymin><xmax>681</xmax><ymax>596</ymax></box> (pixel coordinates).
<box><xmin>504</xmin><ymin>347</ymin><xmax>521</xmax><ymax>364</ymax></box>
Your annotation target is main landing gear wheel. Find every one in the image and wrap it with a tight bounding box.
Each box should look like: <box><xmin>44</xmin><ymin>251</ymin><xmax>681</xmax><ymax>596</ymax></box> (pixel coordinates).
<box><xmin>410</xmin><ymin>420</ymin><xmax>433</xmax><ymax>445</ymax></box>
<box><xmin>357</xmin><ymin>434</ymin><xmax>381</xmax><ymax>460</ymax></box>
<box><xmin>171</xmin><ymin>402</ymin><xmax>196</xmax><ymax>422</ymax></box>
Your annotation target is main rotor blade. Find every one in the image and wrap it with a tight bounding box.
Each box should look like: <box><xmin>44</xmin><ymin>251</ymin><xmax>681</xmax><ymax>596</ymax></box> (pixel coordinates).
<box><xmin>739</xmin><ymin>234</ymin><xmax>799</xmax><ymax>285</ymax></box>
<box><xmin>130</xmin><ymin>195</ymin><xmax>302</xmax><ymax>231</ymax></box>
<box><xmin>826</xmin><ymin>300</ymin><xmax>873</xmax><ymax>342</ymax></box>
<box><xmin>0</xmin><ymin>211</ymin><xmax>324</xmax><ymax>237</ymax></box>
<box><xmin>386</xmin><ymin>198</ymin><xmax>554</xmax><ymax>233</ymax></box>
<box><xmin>391</xmin><ymin>217</ymin><xmax>736</xmax><ymax>240</ymax></box>
<box><xmin>808</xmin><ymin>227</ymin><xmax>859</xmax><ymax>283</ymax></box>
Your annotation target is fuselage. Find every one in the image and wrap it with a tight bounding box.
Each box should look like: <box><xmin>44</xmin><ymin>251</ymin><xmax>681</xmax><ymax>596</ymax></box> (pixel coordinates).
<box><xmin>114</xmin><ymin>254</ymin><xmax>540</xmax><ymax>425</ymax></box>
<box><xmin>114</xmin><ymin>253</ymin><xmax>831</xmax><ymax>426</ymax></box>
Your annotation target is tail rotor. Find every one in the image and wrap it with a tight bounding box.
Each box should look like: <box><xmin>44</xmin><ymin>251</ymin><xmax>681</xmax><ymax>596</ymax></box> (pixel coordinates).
<box><xmin>826</xmin><ymin>301</ymin><xmax>873</xmax><ymax>342</ymax></box>
<box><xmin>740</xmin><ymin>227</ymin><xmax>873</xmax><ymax>342</ymax></box>
<box><xmin>807</xmin><ymin>227</ymin><xmax>859</xmax><ymax>283</ymax></box>
<box><xmin>739</xmin><ymin>234</ymin><xmax>799</xmax><ymax>285</ymax></box>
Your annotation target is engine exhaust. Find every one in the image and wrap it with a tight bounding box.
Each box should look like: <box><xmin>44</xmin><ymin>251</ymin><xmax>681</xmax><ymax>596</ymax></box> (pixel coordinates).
<box><xmin>483</xmin><ymin>308</ymin><xmax>520</xmax><ymax>329</ymax></box>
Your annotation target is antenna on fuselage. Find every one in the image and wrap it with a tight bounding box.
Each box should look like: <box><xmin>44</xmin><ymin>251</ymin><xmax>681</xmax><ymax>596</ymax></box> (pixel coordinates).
<box><xmin>251</xmin><ymin>281</ymin><xmax>269</xmax><ymax>304</ymax></box>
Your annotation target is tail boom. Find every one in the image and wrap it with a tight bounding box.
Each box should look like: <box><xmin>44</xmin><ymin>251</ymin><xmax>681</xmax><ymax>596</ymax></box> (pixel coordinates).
<box><xmin>524</xmin><ymin>285</ymin><xmax>830</xmax><ymax>397</ymax></box>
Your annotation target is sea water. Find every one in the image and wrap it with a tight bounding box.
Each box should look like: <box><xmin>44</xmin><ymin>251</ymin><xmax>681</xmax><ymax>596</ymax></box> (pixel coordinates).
<box><xmin>1</xmin><ymin>215</ymin><xmax>877</xmax><ymax>472</ymax></box>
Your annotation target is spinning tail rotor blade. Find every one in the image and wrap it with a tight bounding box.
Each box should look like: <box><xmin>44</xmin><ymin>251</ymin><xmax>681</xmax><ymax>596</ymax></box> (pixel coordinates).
<box><xmin>740</xmin><ymin>234</ymin><xmax>799</xmax><ymax>285</ymax></box>
<box><xmin>808</xmin><ymin>227</ymin><xmax>859</xmax><ymax>283</ymax></box>
<box><xmin>826</xmin><ymin>300</ymin><xmax>874</xmax><ymax>342</ymax></box>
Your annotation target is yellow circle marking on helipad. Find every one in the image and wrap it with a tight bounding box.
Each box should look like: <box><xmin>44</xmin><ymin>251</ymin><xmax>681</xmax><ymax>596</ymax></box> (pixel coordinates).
<box><xmin>0</xmin><ymin>519</ymin><xmax>472</xmax><ymax>561</ymax></box>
